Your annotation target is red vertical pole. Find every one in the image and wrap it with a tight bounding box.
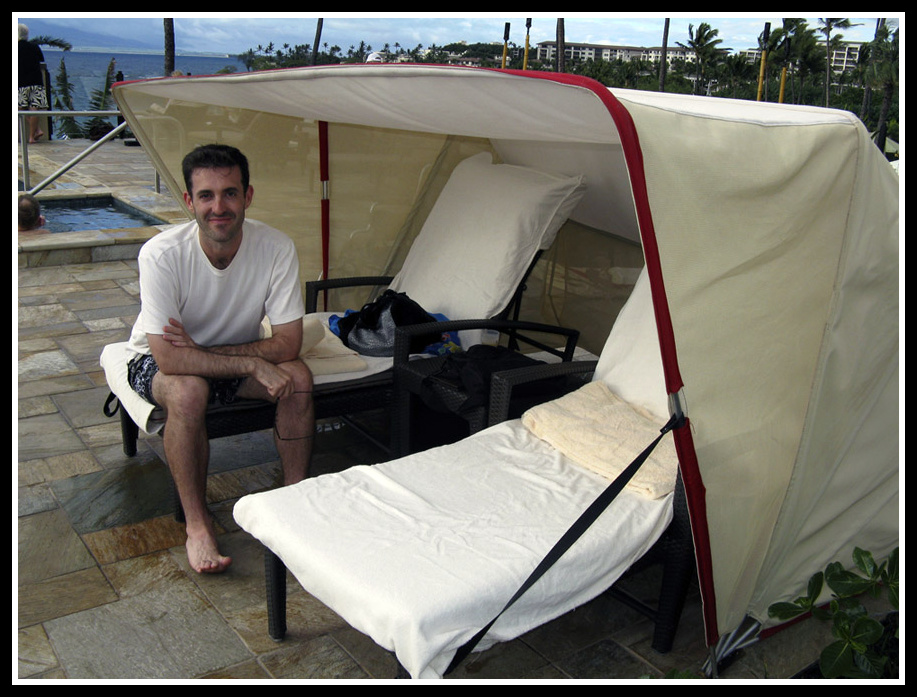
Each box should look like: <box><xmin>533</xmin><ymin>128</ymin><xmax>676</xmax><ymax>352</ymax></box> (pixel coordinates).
<box><xmin>319</xmin><ymin>120</ymin><xmax>330</xmax><ymax>310</ymax></box>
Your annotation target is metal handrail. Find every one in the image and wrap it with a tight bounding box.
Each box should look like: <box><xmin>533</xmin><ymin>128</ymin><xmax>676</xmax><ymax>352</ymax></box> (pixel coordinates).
<box><xmin>17</xmin><ymin>109</ymin><xmax>144</xmax><ymax>194</ymax></box>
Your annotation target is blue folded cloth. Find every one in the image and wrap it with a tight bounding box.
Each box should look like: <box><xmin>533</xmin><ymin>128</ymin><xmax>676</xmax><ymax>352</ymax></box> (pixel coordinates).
<box><xmin>329</xmin><ymin>311</ymin><xmax>461</xmax><ymax>355</ymax></box>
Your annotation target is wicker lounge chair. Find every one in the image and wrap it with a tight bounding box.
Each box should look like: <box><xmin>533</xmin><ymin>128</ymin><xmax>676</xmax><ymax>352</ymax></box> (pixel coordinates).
<box><xmin>234</xmin><ymin>268</ymin><xmax>695</xmax><ymax>678</ymax></box>
<box><xmin>102</xmin><ymin>152</ymin><xmax>587</xmax><ymax>457</ymax></box>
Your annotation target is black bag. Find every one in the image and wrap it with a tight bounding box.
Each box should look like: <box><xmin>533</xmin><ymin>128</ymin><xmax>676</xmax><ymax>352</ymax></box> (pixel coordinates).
<box><xmin>337</xmin><ymin>290</ymin><xmax>440</xmax><ymax>357</ymax></box>
<box><xmin>421</xmin><ymin>344</ymin><xmax>547</xmax><ymax>414</ymax></box>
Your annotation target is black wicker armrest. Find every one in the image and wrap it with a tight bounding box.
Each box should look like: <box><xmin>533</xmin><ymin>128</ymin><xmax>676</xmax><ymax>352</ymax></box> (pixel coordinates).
<box><xmin>305</xmin><ymin>275</ymin><xmax>394</xmax><ymax>313</ymax></box>
<box><xmin>488</xmin><ymin>360</ymin><xmax>598</xmax><ymax>426</ymax></box>
<box><xmin>392</xmin><ymin>318</ymin><xmax>580</xmax><ymax>368</ymax></box>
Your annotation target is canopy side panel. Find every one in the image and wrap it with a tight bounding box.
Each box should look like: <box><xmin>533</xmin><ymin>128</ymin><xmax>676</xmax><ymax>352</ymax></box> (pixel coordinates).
<box><xmin>748</xmin><ymin>127</ymin><xmax>899</xmax><ymax>623</ymax></box>
<box><xmin>621</xmin><ymin>93</ymin><xmax>864</xmax><ymax>639</ymax></box>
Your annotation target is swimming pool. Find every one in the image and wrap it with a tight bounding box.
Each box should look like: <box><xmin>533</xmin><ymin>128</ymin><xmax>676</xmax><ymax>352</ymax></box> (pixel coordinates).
<box><xmin>39</xmin><ymin>196</ymin><xmax>166</xmax><ymax>233</ymax></box>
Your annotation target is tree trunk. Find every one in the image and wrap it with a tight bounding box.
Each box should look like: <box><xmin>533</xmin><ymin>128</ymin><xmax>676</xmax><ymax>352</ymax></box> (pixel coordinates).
<box><xmin>556</xmin><ymin>19</ymin><xmax>565</xmax><ymax>73</ymax></box>
<box><xmin>658</xmin><ymin>18</ymin><xmax>670</xmax><ymax>92</ymax></box>
<box><xmin>824</xmin><ymin>30</ymin><xmax>832</xmax><ymax>108</ymax></box>
<box><xmin>874</xmin><ymin>83</ymin><xmax>891</xmax><ymax>155</ymax></box>
<box><xmin>860</xmin><ymin>19</ymin><xmax>886</xmax><ymax>126</ymax></box>
<box><xmin>164</xmin><ymin>19</ymin><xmax>175</xmax><ymax>77</ymax></box>
<box><xmin>312</xmin><ymin>18</ymin><xmax>323</xmax><ymax>65</ymax></box>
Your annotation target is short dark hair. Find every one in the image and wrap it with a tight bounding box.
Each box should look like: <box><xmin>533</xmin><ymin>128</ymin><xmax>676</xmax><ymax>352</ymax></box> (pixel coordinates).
<box><xmin>18</xmin><ymin>194</ymin><xmax>41</xmax><ymax>230</ymax></box>
<box><xmin>181</xmin><ymin>144</ymin><xmax>250</xmax><ymax>194</ymax></box>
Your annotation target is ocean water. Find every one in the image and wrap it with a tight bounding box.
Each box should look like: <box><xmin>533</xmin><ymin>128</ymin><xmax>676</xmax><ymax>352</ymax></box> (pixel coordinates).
<box><xmin>39</xmin><ymin>49</ymin><xmax>247</xmax><ymax>117</ymax></box>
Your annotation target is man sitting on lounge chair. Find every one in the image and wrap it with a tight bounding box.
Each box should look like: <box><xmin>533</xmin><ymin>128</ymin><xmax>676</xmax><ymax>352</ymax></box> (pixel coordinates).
<box><xmin>124</xmin><ymin>144</ymin><xmax>313</xmax><ymax>573</ymax></box>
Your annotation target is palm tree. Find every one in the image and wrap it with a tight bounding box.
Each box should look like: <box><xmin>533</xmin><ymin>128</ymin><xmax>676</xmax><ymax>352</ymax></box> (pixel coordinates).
<box><xmin>29</xmin><ymin>35</ymin><xmax>72</xmax><ymax>51</ymax></box>
<box><xmin>719</xmin><ymin>54</ymin><xmax>756</xmax><ymax>98</ymax></box>
<box><xmin>818</xmin><ymin>18</ymin><xmax>857</xmax><ymax>107</ymax></box>
<box><xmin>677</xmin><ymin>22</ymin><xmax>728</xmax><ymax>95</ymax></box>
<box><xmin>312</xmin><ymin>19</ymin><xmax>323</xmax><ymax>65</ymax></box>
<box><xmin>85</xmin><ymin>57</ymin><xmax>118</xmax><ymax>139</ymax></box>
<box><xmin>658</xmin><ymin>18</ymin><xmax>670</xmax><ymax>92</ymax></box>
<box><xmin>775</xmin><ymin>20</ymin><xmax>821</xmax><ymax>105</ymax></box>
<box><xmin>859</xmin><ymin>19</ymin><xmax>891</xmax><ymax>120</ymax></box>
<box><xmin>164</xmin><ymin>19</ymin><xmax>175</xmax><ymax>76</ymax></box>
<box><xmin>52</xmin><ymin>57</ymin><xmax>82</xmax><ymax>139</ymax></box>
<box><xmin>863</xmin><ymin>22</ymin><xmax>898</xmax><ymax>155</ymax></box>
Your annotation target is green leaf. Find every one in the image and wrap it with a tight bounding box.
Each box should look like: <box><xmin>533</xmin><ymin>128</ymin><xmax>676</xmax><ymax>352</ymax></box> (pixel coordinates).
<box><xmin>831</xmin><ymin>611</ymin><xmax>853</xmax><ymax>641</ymax></box>
<box><xmin>768</xmin><ymin>601</ymin><xmax>806</xmax><ymax>620</ymax></box>
<box><xmin>887</xmin><ymin>547</ymin><xmax>898</xmax><ymax>579</ymax></box>
<box><xmin>852</xmin><ymin>547</ymin><xmax>878</xmax><ymax>577</ymax></box>
<box><xmin>834</xmin><ymin>596</ymin><xmax>866</xmax><ymax>616</ymax></box>
<box><xmin>850</xmin><ymin>616</ymin><xmax>885</xmax><ymax>646</ymax></box>
<box><xmin>806</xmin><ymin>571</ymin><xmax>824</xmax><ymax>603</ymax></box>
<box><xmin>850</xmin><ymin>650</ymin><xmax>888</xmax><ymax>679</ymax></box>
<box><xmin>887</xmin><ymin>583</ymin><xmax>899</xmax><ymax>610</ymax></box>
<box><xmin>811</xmin><ymin>605</ymin><xmax>832</xmax><ymax>622</ymax></box>
<box><xmin>885</xmin><ymin>548</ymin><xmax>899</xmax><ymax>609</ymax></box>
<box><xmin>819</xmin><ymin>640</ymin><xmax>854</xmax><ymax>678</ymax></box>
<box><xmin>825</xmin><ymin>564</ymin><xmax>872</xmax><ymax>597</ymax></box>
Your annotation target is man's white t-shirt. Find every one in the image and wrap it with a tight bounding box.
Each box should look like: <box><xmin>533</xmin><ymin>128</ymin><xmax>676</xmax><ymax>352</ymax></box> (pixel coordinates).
<box><xmin>127</xmin><ymin>218</ymin><xmax>304</xmax><ymax>357</ymax></box>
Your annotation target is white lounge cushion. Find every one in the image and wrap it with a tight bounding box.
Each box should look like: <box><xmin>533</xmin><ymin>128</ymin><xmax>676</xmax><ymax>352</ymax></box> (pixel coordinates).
<box><xmin>390</xmin><ymin>152</ymin><xmax>586</xmax><ymax>321</ymax></box>
<box><xmin>233</xmin><ymin>419</ymin><xmax>672</xmax><ymax>678</ymax></box>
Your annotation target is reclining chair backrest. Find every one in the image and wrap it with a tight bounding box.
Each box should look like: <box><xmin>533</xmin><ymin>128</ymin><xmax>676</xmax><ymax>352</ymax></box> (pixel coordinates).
<box><xmin>389</xmin><ymin>152</ymin><xmax>586</xmax><ymax>321</ymax></box>
<box><xmin>593</xmin><ymin>268</ymin><xmax>668</xmax><ymax>422</ymax></box>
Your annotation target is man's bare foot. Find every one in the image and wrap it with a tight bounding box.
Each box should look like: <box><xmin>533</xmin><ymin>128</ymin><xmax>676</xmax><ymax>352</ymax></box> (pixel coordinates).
<box><xmin>185</xmin><ymin>530</ymin><xmax>232</xmax><ymax>574</ymax></box>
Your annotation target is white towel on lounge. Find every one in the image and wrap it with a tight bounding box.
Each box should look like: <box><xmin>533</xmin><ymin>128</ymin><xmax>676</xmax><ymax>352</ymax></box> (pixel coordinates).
<box><xmin>262</xmin><ymin>316</ymin><xmax>368</xmax><ymax>376</ymax></box>
<box><xmin>301</xmin><ymin>325</ymin><xmax>368</xmax><ymax>376</ymax></box>
<box><xmin>521</xmin><ymin>381</ymin><xmax>677</xmax><ymax>499</ymax></box>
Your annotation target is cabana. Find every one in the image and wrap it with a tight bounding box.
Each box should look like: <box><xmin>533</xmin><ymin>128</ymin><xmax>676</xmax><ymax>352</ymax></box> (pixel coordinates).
<box><xmin>112</xmin><ymin>64</ymin><xmax>899</xmax><ymax>674</ymax></box>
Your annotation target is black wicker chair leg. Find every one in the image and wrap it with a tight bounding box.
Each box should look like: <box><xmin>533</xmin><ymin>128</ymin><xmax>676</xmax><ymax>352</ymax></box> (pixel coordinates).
<box><xmin>392</xmin><ymin>383</ymin><xmax>413</xmax><ymax>458</ymax></box>
<box><xmin>119</xmin><ymin>406</ymin><xmax>139</xmax><ymax>457</ymax></box>
<box><xmin>265</xmin><ymin>549</ymin><xmax>288</xmax><ymax>642</ymax></box>
<box><xmin>649</xmin><ymin>536</ymin><xmax>694</xmax><ymax>652</ymax></box>
<box><xmin>650</xmin><ymin>474</ymin><xmax>695</xmax><ymax>653</ymax></box>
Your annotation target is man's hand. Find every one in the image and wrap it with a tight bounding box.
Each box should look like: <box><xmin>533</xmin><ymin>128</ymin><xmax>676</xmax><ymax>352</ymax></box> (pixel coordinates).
<box><xmin>250</xmin><ymin>359</ymin><xmax>296</xmax><ymax>401</ymax></box>
<box><xmin>162</xmin><ymin>318</ymin><xmax>199</xmax><ymax>349</ymax></box>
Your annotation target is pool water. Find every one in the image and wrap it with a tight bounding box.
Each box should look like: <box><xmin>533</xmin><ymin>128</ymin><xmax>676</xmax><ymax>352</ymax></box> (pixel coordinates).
<box><xmin>41</xmin><ymin>197</ymin><xmax>165</xmax><ymax>233</ymax></box>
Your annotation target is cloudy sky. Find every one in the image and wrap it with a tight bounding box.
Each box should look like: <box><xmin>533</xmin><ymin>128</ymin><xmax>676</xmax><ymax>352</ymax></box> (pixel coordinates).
<box><xmin>19</xmin><ymin>13</ymin><xmax>888</xmax><ymax>57</ymax></box>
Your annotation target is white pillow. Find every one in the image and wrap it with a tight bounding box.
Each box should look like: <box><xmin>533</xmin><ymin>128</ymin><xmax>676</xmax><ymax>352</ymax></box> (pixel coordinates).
<box><xmin>389</xmin><ymin>152</ymin><xmax>586</xmax><ymax>321</ymax></box>
<box><xmin>593</xmin><ymin>268</ymin><xmax>669</xmax><ymax>422</ymax></box>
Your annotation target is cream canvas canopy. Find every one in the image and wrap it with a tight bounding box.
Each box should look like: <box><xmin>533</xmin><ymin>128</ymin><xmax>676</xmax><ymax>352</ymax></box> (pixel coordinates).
<box><xmin>113</xmin><ymin>64</ymin><xmax>899</xmax><ymax>658</ymax></box>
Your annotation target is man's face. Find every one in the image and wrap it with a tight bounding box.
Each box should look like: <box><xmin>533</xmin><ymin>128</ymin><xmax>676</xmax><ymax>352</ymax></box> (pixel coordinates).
<box><xmin>183</xmin><ymin>166</ymin><xmax>253</xmax><ymax>246</ymax></box>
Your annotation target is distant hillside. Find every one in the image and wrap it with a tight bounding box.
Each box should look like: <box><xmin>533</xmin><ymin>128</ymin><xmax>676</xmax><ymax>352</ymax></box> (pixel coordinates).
<box><xmin>18</xmin><ymin>17</ymin><xmax>160</xmax><ymax>53</ymax></box>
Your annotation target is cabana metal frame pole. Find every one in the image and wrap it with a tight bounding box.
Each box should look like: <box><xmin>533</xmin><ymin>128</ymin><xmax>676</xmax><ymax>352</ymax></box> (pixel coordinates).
<box><xmin>319</xmin><ymin>120</ymin><xmax>330</xmax><ymax>310</ymax></box>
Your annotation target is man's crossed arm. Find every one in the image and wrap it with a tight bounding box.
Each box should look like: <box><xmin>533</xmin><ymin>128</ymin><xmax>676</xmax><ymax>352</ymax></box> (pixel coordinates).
<box><xmin>148</xmin><ymin>318</ymin><xmax>303</xmax><ymax>401</ymax></box>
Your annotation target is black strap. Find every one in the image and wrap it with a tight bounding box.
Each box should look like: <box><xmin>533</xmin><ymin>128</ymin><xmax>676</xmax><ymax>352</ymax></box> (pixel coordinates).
<box><xmin>445</xmin><ymin>412</ymin><xmax>682</xmax><ymax>674</ymax></box>
<box><xmin>103</xmin><ymin>391</ymin><xmax>121</xmax><ymax>418</ymax></box>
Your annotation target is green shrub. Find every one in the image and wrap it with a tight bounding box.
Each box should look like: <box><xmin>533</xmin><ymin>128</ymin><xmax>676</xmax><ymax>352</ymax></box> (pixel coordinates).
<box><xmin>768</xmin><ymin>547</ymin><xmax>898</xmax><ymax>678</ymax></box>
